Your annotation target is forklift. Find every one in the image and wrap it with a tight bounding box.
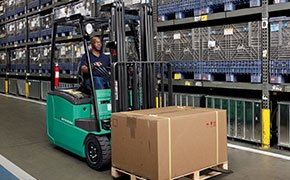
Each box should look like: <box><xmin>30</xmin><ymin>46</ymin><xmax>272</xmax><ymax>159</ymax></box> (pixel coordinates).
<box><xmin>46</xmin><ymin>1</ymin><xmax>173</xmax><ymax>171</ymax></box>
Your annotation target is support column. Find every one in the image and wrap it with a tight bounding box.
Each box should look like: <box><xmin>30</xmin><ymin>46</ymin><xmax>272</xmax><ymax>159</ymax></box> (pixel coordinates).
<box><xmin>261</xmin><ymin>0</ymin><xmax>270</xmax><ymax>149</ymax></box>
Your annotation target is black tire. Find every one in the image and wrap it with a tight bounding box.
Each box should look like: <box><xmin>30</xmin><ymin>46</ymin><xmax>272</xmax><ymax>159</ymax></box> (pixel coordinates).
<box><xmin>85</xmin><ymin>135</ymin><xmax>111</xmax><ymax>171</ymax></box>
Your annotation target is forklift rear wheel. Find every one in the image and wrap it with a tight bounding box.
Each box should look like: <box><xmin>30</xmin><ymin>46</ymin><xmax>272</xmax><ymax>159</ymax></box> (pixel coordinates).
<box><xmin>85</xmin><ymin>135</ymin><xmax>111</xmax><ymax>171</ymax></box>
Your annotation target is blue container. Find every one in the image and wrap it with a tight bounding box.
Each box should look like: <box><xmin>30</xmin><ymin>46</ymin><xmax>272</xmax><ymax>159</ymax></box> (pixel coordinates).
<box><xmin>224</xmin><ymin>3</ymin><xmax>236</xmax><ymax>11</ymax></box>
<box><xmin>27</xmin><ymin>0</ymin><xmax>40</xmax><ymax>11</ymax></box>
<box><xmin>15</xmin><ymin>5</ymin><xmax>25</xmax><ymax>15</ymax></box>
<box><xmin>6</xmin><ymin>9</ymin><xmax>15</xmax><ymax>18</ymax></box>
<box><xmin>273</xmin><ymin>0</ymin><xmax>288</xmax><ymax>4</ymax></box>
<box><xmin>40</xmin><ymin>0</ymin><xmax>52</xmax><ymax>6</ymax></box>
<box><xmin>41</xmin><ymin>28</ymin><xmax>52</xmax><ymax>37</ymax></box>
<box><xmin>175</xmin><ymin>12</ymin><xmax>185</xmax><ymax>19</ymax></box>
<box><xmin>28</xmin><ymin>31</ymin><xmax>40</xmax><ymax>39</ymax></box>
<box><xmin>250</xmin><ymin>0</ymin><xmax>261</xmax><ymax>7</ymax></box>
<box><xmin>15</xmin><ymin>34</ymin><xmax>26</xmax><ymax>42</ymax></box>
<box><xmin>270</xmin><ymin>75</ymin><xmax>284</xmax><ymax>84</ymax></box>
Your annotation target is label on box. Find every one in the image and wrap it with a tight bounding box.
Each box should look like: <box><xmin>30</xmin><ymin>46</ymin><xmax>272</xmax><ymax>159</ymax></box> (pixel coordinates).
<box><xmin>194</xmin><ymin>16</ymin><xmax>201</xmax><ymax>22</ymax></box>
<box><xmin>31</xmin><ymin>20</ymin><xmax>36</xmax><ymax>28</ymax></box>
<box><xmin>19</xmin><ymin>22</ymin><xmax>23</xmax><ymax>29</ymax></box>
<box><xmin>81</xmin><ymin>46</ymin><xmax>85</xmax><ymax>54</ymax></box>
<box><xmin>270</xmin><ymin>24</ymin><xmax>279</xmax><ymax>32</ymax></box>
<box><xmin>201</xmin><ymin>15</ymin><xmax>208</xmax><ymax>21</ymax></box>
<box><xmin>44</xmin><ymin>49</ymin><xmax>48</xmax><ymax>56</ymax></box>
<box><xmin>185</xmin><ymin>81</ymin><xmax>191</xmax><ymax>86</ymax></box>
<box><xmin>173</xmin><ymin>33</ymin><xmax>181</xmax><ymax>40</ymax></box>
<box><xmin>208</xmin><ymin>41</ymin><xmax>216</xmax><ymax>48</ymax></box>
<box><xmin>60</xmin><ymin>47</ymin><xmax>66</xmax><ymax>56</ymax></box>
<box><xmin>224</xmin><ymin>28</ymin><xmax>233</xmax><ymax>35</ymax></box>
<box><xmin>76</xmin><ymin>48</ymin><xmax>81</xmax><ymax>58</ymax></box>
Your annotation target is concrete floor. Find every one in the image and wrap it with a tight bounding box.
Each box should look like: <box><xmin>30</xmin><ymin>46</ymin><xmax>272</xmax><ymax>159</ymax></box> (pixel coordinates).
<box><xmin>0</xmin><ymin>95</ymin><xmax>290</xmax><ymax>180</ymax></box>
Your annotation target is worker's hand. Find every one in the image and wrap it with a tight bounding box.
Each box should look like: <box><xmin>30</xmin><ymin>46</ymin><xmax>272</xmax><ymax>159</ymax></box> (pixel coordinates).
<box><xmin>93</xmin><ymin>62</ymin><xmax>102</xmax><ymax>67</ymax></box>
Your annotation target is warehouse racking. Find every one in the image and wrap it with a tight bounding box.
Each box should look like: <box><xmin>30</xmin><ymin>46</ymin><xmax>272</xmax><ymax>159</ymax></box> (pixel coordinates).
<box><xmin>154</xmin><ymin>0</ymin><xmax>290</xmax><ymax>149</ymax></box>
<box><xmin>1</xmin><ymin>0</ymin><xmax>290</xmax><ymax>149</ymax></box>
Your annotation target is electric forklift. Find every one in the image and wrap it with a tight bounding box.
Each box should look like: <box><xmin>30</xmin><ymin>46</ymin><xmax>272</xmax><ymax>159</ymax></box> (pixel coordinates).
<box><xmin>46</xmin><ymin>1</ymin><xmax>173</xmax><ymax>171</ymax></box>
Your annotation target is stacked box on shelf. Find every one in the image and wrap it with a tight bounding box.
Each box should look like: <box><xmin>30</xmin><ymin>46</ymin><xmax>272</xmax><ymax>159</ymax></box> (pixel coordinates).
<box><xmin>168</xmin><ymin>60</ymin><xmax>261</xmax><ymax>82</ymax></box>
<box><xmin>224</xmin><ymin>0</ymin><xmax>260</xmax><ymax>12</ymax></box>
<box><xmin>249</xmin><ymin>0</ymin><xmax>261</xmax><ymax>7</ymax></box>
<box><xmin>206</xmin><ymin>95</ymin><xmax>262</xmax><ymax>143</ymax></box>
<box><xmin>201</xmin><ymin>25</ymin><xmax>227</xmax><ymax>62</ymax></box>
<box><xmin>157</xmin><ymin>29</ymin><xmax>200</xmax><ymax>62</ymax></box>
<box><xmin>273</xmin><ymin>0</ymin><xmax>288</xmax><ymax>4</ymax></box>
<box><xmin>180</xmin><ymin>29</ymin><xmax>200</xmax><ymax>62</ymax></box>
<box><xmin>6</xmin><ymin>0</ymin><xmax>15</xmax><ymax>19</ymax></box>
<box><xmin>226</xmin><ymin>21</ymin><xmax>262</xmax><ymax>82</ymax></box>
<box><xmin>27</xmin><ymin>0</ymin><xmax>40</xmax><ymax>12</ymax></box>
<box><xmin>40</xmin><ymin>0</ymin><xmax>52</xmax><ymax>7</ymax></box>
<box><xmin>157</xmin><ymin>0</ymin><xmax>198</xmax><ymax>21</ymax></box>
<box><xmin>193</xmin><ymin>61</ymin><xmax>203</xmax><ymax>80</ymax></box>
<box><xmin>157</xmin><ymin>31</ymin><xmax>179</xmax><ymax>61</ymax></box>
<box><xmin>55</xmin><ymin>5</ymin><xmax>76</xmax><ymax>37</ymax></box>
<box><xmin>0</xmin><ymin>1</ymin><xmax>6</xmax><ymax>22</ymax></box>
<box><xmin>225</xmin><ymin>60</ymin><xmax>261</xmax><ymax>83</ymax></box>
<box><xmin>10</xmin><ymin>48</ymin><xmax>26</xmax><ymax>73</ymax></box>
<box><xmin>15</xmin><ymin>18</ymin><xmax>26</xmax><ymax>43</ymax></box>
<box><xmin>39</xmin><ymin>45</ymin><xmax>51</xmax><ymax>73</ymax></box>
<box><xmin>270</xmin><ymin>17</ymin><xmax>290</xmax><ymax>84</ymax></box>
<box><xmin>73</xmin><ymin>41</ymin><xmax>85</xmax><ymax>73</ymax></box>
<box><xmin>227</xmin><ymin>21</ymin><xmax>261</xmax><ymax>61</ymax></box>
<box><xmin>55</xmin><ymin>43</ymin><xmax>75</xmax><ymax>74</ymax></box>
<box><xmin>157</xmin><ymin>0</ymin><xmax>261</xmax><ymax>21</ymax></box>
<box><xmin>200</xmin><ymin>0</ymin><xmax>223</xmax><ymax>15</ymax></box>
<box><xmin>0</xmin><ymin>25</ymin><xmax>6</xmax><ymax>46</ymax></box>
<box><xmin>157</xmin><ymin>0</ymin><xmax>172</xmax><ymax>21</ymax></box>
<box><xmin>15</xmin><ymin>0</ymin><xmax>25</xmax><ymax>16</ymax></box>
<box><xmin>29</xmin><ymin>46</ymin><xmax>41</xmax><ymax>74</ymax></box>
<box><xmin>72</xmin><ymin>0</ymin><xmax>93</xmax><ymax>17</ymax></box>
<box><xmin>40</xmin><ymin>14</ymin><xmax>52</xmax><ymax>40</ymax></box>
<box><xmin>193</xmin><ymin>0</ymin><xmax>201</xmax><ymax>16</ymax></box>
<box><xmin>0</xmin><ymin>51</ymin><xmax>6</xmax><ymax>72</ymax></box>
<box><xmin>28</xmin><ymin>15</ymin><xmax>41</xmax><ymax>41</ymax></box>
<box><xmin>6</xmin><ymin>21</ymin><xmax>16</xmax><ymax>45</ymax></box>
<box><xmin>54</xmin><ymin>5</ymin><xmax>71</xmax><ymax>20</ymax></box>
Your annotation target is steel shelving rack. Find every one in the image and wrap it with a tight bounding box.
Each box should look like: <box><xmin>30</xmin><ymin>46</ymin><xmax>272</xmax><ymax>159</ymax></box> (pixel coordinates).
<box><xmin>153</xmin><ymin>0</ymin><xmax>290</xmax><ymax>149</ymax></box>
<box><xmin>0</xmin><ymin>0</ymin><xmax>99</xmax><ymax>98</ymax></box>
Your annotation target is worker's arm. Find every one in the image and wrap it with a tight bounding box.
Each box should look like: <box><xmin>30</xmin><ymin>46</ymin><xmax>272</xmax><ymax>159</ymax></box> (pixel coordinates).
<box><xmin>81</xmin><ymin>62</ymin><xmax>102</xmax><ymax>74</ymax></box>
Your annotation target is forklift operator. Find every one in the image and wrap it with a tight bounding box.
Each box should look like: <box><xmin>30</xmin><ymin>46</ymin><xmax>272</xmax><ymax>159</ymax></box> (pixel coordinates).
<box><xmin>80</xmin><ymin>35</ymin><xmax>111</xmax><ymax>90</ymax></box>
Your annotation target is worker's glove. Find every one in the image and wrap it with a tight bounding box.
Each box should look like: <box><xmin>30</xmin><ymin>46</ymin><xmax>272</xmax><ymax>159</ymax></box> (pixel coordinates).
<box><xmin>90</xmin><ymin>62</ymin><xmax>102</xmax><ymax>69</ymax></box>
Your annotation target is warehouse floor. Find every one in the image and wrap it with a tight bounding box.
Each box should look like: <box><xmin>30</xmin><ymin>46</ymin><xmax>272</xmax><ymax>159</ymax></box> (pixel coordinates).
<box><xmin>0</xmin><ymin>95</ymin><xmax>290</xmax><ymax>180</ymax></box>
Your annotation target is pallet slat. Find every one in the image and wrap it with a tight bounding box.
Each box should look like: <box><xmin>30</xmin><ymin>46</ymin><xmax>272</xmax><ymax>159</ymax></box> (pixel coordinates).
<box><xmin>112</xmin><ymin>162</ymin><xmax>228</xmax><ymax>180</ymax></box>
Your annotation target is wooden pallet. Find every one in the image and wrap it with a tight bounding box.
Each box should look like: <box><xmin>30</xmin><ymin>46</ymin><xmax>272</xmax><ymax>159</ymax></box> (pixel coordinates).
<box><xmin>112</xmin><ymin>162</ymin><xmax>228</xmax><ymax>180</ymax></box>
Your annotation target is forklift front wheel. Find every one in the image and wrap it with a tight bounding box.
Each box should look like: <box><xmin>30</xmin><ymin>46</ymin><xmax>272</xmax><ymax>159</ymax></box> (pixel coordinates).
<box><xmin>85</xmin><ymin>135</ymin><xmax>111</xmax><ymax>171</ymax></box>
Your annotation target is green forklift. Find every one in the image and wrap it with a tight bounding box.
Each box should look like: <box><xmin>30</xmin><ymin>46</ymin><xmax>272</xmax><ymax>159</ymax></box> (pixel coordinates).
<box><xmin>46</xmin><ymin>1</ymin><xmax>173</xmax><ymax>171</ymax></box>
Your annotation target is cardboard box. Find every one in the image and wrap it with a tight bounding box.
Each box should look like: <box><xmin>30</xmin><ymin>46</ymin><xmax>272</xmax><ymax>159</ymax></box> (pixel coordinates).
<box><xmin>111</xmin><ymin>107</ymin><xmax>227</xmax><ymax>180</ymax></box>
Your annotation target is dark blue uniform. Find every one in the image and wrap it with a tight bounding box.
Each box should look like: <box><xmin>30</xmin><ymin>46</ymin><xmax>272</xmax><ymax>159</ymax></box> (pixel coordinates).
<box><xmin>80</xmin><ymin>51</ymin><xmax>111</xmax><ymax>89</ymax></box>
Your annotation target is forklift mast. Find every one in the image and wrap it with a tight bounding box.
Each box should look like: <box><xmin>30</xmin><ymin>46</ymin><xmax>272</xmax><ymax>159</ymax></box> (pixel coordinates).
<box><xmin>49</xmin><ymin>0</ymin><xmax>173</xmax><ymax>123</ymax></box>
<box><xmin>108</xmin><ymin>1</ymin><xmax>173</xmax><ymax>112</ymax></box>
